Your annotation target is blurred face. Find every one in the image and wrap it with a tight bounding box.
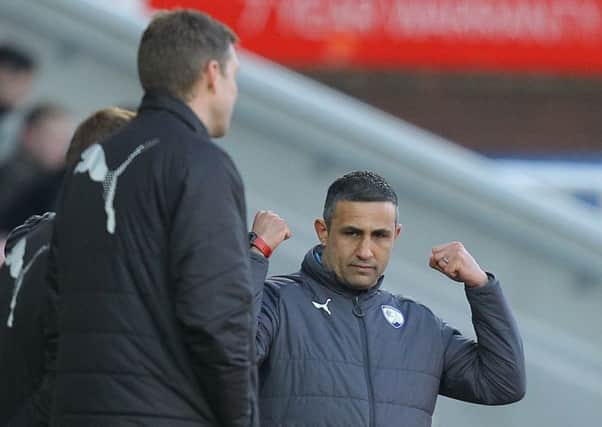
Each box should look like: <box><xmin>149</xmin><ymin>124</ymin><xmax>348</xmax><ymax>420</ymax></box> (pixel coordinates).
<box><xmin>23</xmin><ymin>114</ymin><xmax>74</xmax><ymax>171</ymax></box>
<box><xmin>209</xmin><ymin>45</ymin><xmax>239</xmax><ymax>138</ymax></box>
<box><xmin>0</xmin><ymin>68</ymin><xmax>34</xmax><ymax>112</ymax></box>
<box><xmin>315</xmin><ymin>201</ymin><xmax>401</xmax><ymax>290</ymax></box>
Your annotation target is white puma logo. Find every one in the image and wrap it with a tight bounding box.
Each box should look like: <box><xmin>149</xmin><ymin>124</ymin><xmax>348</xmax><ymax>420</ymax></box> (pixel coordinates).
<box><xmin>74</xmin><ymin>139</ymin><xmax>159</xmax><ymax>234</ymax></box>
<box><xmin>5</xmin><ymin>237</ymin><xmax>26</xmax><ymax>280</ymax></box>
<box><xmin>5</xmin><ymin>237</ymin><xmax>49</xmax><ymax>327</ymax></box>
<box><xmin>312</xmin><ymin>298</ymin><xmax>332</xmax><ymax>316</ymax></box>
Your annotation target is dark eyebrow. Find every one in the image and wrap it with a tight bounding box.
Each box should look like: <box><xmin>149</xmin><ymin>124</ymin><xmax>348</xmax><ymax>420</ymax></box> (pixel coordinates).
<box><xmin>340</xmin><ymin>226</ymin><xmax>363</xmax><ymax>233</ymax></box>
<box><xmin>372</xmin><ymin>228</ymin><xmax>392</xmax><ymax>236</ymax></box>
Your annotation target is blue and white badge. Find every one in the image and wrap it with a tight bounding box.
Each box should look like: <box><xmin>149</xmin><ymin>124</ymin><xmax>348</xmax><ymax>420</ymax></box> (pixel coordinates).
<box><xmin>381</xmin><ymin>305</ymin><xmax>404</xmax><ymax>329</ymax></box>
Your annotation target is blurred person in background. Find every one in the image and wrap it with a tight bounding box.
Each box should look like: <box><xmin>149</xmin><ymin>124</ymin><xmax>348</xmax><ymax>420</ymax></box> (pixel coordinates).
<box><xmin>0</xmin><ymin>43</ymin><xmax>37</xmax><ymax>164</ymax></box>
<box><xmin>0</xmin><ymin>107</ymin><xmax>135</xmax><ymax>426</ymax></box>
<box><xmin>254</xmin><ymin>170</ymin><xmax>526</xmax><ymax>427</ymax></box>
<box><xmin>0</xmin><ymin>103</ymin><xmax>73</xmax><ymax>265</ymax></box>
<box><xmin>48</xmin><ymin>9</ymin><xmax>260</xmax><ymax>427</ymax></box>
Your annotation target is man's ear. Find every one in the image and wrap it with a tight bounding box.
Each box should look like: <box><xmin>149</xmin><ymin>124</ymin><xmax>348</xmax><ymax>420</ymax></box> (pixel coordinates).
<box><xmin>314</xmin><ymin>218</ymin><xmax>328</xmax><ymax>245</ymax></box>
<box><xmin>394</xmin><ymin>223</ymin><xmax>402</xmax><ymax>240</ymax></box>
<box><xmin>204</xmin><ymin>59</ymin><xmax>221</xmax><ymax>93</ymax></box>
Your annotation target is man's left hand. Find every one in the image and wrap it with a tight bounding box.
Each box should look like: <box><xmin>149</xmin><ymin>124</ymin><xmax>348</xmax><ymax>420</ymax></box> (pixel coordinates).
<box><xmin>428</xmin><ymin>241</ymin><xmax>488</xmax><ymax>288</ymax></box>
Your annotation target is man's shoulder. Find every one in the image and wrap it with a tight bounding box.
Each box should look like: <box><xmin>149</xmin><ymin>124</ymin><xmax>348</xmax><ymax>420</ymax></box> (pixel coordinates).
<box><xmin>113</xmin><ymin>112</ymin><xmax>227</xmax><ymax>160</ymax></box>
<box><xmin>163</xmin><ymin>128</ymin><xmax>237</xmax><ymax>175</ymax></box>
<box><xmin>381</xmin><ymin>290</ymin><xmax>441</xmax><ymax>320</ymax></box>
<box><xmin>258</xmin><ymin>272</ymin><xmax>303</xmax><ymax>310</ymax></box>
<box><xmin>264</xmin><ymin>272</ymin><xmax>306</xmax><ymax>297</ymax></box>
<box><xmin>266</xmin><ymin>272</ymin><xmax>304</xmax><ymax>289</ymax></box>
<box><xmin>4</xmin><ymin>213</ymin><xmax>54</xmax><ymax>257</ymax></box>
<box><xmin>119</xmin><ymin>116</ymin><xmax>240</xmax><ymax>186</ymax></box>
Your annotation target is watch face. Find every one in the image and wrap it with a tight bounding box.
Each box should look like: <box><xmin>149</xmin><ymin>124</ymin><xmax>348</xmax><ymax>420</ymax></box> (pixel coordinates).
<box><xmin>248</xmin><ymin>231</ymin><xmax>257</xmax><ymax>245</ymax></box>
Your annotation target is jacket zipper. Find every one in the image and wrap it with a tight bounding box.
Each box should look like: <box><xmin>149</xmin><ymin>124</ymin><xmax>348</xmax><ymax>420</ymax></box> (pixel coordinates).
<box><xmin>353</xmin><ymin>296</ymin><xmax>375</xmax><ymax>427</ymax></box>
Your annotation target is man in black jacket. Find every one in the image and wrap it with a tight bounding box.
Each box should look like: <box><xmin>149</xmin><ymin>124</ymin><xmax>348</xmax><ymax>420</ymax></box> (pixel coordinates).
<box><xmin>255</xmin><ymin>171</ymin><xmax>526</xmax><ymax>427</ymax></box>
<box><xmin>48</xmin><ymin>9</ymin><xmax>259</xmax><ymax>427</ymax></box>
<box><xmin>0</xmin><ymin>107</ymin><xmax>135</xmax><ymax>426</ymax></box>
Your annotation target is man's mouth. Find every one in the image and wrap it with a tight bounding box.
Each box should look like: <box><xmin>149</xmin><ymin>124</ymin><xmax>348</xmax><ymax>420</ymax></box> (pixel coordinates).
<box><xmin>350</xmin><ymin>264</ymin><xmax>376</xmax><ymax>271</ymax></box>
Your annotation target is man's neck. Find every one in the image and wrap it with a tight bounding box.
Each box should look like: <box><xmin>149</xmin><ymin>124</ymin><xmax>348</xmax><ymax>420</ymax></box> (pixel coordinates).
<box><xmin>186</xmin><ymin>97</ymin><xmax>213</xmax><ymax>136</ymax></box>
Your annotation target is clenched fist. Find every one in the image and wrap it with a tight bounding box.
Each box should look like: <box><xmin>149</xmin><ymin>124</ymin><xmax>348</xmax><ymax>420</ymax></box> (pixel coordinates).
<box><xmin>429</xmin><ymin>241</ymin><xmax>488</xmax><ymax>288</ymax></box>
<box><xmin>251</xmin><ymin>210</ymin><xmax>292</xmax><ymax>253</ymax></box>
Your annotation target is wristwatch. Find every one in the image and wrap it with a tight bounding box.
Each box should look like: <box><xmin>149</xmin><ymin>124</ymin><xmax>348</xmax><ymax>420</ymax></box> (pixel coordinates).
<box><xmin>248</xmin><ymin>232</ymin><xmax>272</xmax><ymax>258</ymax></box>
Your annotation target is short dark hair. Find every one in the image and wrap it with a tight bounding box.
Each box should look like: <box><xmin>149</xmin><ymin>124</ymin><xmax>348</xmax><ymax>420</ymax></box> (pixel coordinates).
<box><xmin>0</xmin><ymin>44</ymin><xmax>36</xmax><ymax>72</ymax></box>
<box><xmin>137</xmin><ymin>9</ymin><xmax>238</xmax><ymax>101</ymax></box>
<box><xmin>323</xmin><ymin>171</ymin><xmax>398</xmax><ymax>226</ymax></box>
<box><xmin>66</xmin><ymin>107</ymin><xmax>135</xmax><ymax>166</ymax></box>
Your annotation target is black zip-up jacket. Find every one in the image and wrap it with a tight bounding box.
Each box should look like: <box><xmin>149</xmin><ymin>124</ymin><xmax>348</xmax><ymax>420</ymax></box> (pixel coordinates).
<box><xmin>256</xmin><ymin>246</ymin><xmax>526</xmax><ymax>427</ymax></box>
<box><xmin>0</xmin><ymin>213</ymin><xmax>55</xmax><ymax>426</ymax></box>
<box><xmin>0</xmin><ymin>216</ymin><xmax>267</xmax><ymax>427</ymax></box>
<box><xmin>48</xmin><ymin>93</ymin><xmax>258</xmax><ymax>426</ymax></box>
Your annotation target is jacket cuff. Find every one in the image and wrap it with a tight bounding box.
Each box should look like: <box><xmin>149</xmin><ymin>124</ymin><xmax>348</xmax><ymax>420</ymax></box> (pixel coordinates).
<box><xmin>464</xmin><ymin>271</ymin><xmax>497</xmax><ymax>293</ymax></box>
<box><xmin>250</xmin><ymin>250</ymin><xmax>269</xmax><ymax>264</ymax></box>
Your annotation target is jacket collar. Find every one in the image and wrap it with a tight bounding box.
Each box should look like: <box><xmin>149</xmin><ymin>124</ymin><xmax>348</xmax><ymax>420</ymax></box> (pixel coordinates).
<box><xmin>301</xmin><ymin>245</ymin><xmax>384</xmax><ymax>300</ymax></box>
<box><xmin>139</xmin><ymin>91</ymin><xmax>210</xmax><ymax>138</ymax></box>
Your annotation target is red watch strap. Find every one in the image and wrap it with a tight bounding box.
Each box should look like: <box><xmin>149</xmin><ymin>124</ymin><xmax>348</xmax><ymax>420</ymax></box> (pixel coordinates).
<box><xmin>252</xmin><ymin>235</ymin><xmax>272</xmax><ymax>258</ymax></box>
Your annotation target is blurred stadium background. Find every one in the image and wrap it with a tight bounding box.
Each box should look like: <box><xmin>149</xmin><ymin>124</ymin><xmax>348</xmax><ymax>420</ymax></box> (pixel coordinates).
<box><xmin>1</xmin><ymin>0</ymin><xmax>601</xmax><ymax>425</ymax></box>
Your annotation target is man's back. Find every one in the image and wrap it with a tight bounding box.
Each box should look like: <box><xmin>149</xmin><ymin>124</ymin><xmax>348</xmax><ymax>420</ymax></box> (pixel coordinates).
<box><xmin>51</xmin><ymin>93</ymin><xmax>257</xmax><ymax>426</ymax></box>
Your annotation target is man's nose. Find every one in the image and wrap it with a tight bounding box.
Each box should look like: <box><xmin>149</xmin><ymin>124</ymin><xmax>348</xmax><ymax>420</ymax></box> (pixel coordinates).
<box><xmin>356</xmin><ymin>238</ymin><xmax>374</xmax><ymax>260</ymax></box>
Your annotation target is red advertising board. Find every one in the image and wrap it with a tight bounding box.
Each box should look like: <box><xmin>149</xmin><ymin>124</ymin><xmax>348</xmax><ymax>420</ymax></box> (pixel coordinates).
<box><xmin>148</xmin><ymin>0</ymin><xmax>602</xmax><ymax>75</ymax></box>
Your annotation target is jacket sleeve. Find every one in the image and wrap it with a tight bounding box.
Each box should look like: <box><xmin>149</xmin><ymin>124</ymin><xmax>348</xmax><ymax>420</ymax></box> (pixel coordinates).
<box><xmin>250</xmin><ymin>251</ymin><xmax>269</xmax><ymax>319</ymax></box>
<box><xmin>256</xmin><ymin>280</ymin><xmax>281</xmax><ymax>366</ymax></box>
<box><xmin>8</xmin><ymin>218</ymin><xmax>58</xmax><ymax>427</ymax></box>
<box><xmin>169</xmin><ymin>148</ymin><xmax>257</xmax><ymax>427</ymax></box>
<box><xmin>439</xmin><ymin>274</ymin><xmax>526</xmax><ymax>405</ymax></box>
<box><xmin>8</xmin><ymin>284</ymin><xmax>57</xmax><ymax>427</ymax></box>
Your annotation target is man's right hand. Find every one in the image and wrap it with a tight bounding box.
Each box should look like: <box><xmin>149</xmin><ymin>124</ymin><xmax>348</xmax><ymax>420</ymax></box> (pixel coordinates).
<box><xmin>251</xmin><ymin>210</ymin><xmax>292</xmax><ymax>254</ymax></box>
